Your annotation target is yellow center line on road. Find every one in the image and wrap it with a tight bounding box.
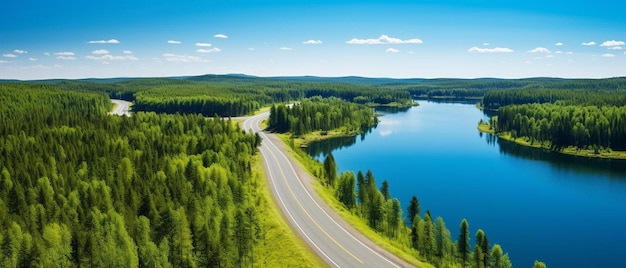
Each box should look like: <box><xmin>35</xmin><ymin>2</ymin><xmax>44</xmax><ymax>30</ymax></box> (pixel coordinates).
<box><xmin>263</xmin><ymin>139</ymin><xmax>364</xmax><ymax>264</ymax></box>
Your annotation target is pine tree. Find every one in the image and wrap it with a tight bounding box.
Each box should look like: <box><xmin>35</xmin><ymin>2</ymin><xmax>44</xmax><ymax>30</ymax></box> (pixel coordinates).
<box><xmin>323</xmin><ymin>153</ymin><xmax>338</xmax><ymax>186</ymax></box>
<box><xmin>533</xmin><ymin>260</ymin><xmax>547</xmax><ymax>268</ymax></box>
<box><xmin>380</xmin><ymin>180</ymin><xmax>390</xmax><ymax>200</ymax></box>
<box><xmin>434</xmin><ymin>216</ymin><xmax>451</xmax><ymax>260</ymax></box>
<box><xmin>408</xmin><ymin>195</ymin><xmax>420</xmax><ymax>225</ymax></box>
<box><xmin>357</xmin><ymin>171</ymin><xmax>369</xmax><ymax>217</ymax></box>
<box><xmin>458</xmin><ymin>219</ymin><xmax>470</xmax><ymax>268</ymax></box>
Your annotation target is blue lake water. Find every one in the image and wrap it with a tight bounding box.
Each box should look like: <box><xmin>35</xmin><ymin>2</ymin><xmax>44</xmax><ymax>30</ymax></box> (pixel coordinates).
<box><xmin>306</xmin><ymin>101</ymin><xmax>626</xmax><ymax>268</ymax></box>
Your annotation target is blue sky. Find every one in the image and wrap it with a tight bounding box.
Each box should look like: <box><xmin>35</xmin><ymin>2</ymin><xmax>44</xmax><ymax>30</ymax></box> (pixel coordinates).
<box><xmin>1</xmin><ymin>0</ymin><xmax>625</xmax><ymax>80</ymax></box>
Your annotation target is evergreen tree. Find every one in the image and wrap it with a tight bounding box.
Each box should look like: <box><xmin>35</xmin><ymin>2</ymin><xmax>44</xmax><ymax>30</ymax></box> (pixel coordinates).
<box><xmin>411</xmin><ymin>215</ymin><xmax>421</xmax><ymax>250</ymax></box>
<box><xmin>490</xmin><ymin>244</ymin><xmax>512</xmax><ymax>268</ymax></box>
<box><xmin>337</xmin><ymin>172</ymin><xmax>356</xmax><ymax>209</ymax></box>
<box><xmin>323</xmin><ymin>153</ymin><xmax>338</xmax><ymax>186</ymax></box>
<box><xmin>408</xmin><ymin>195</ymin><xmax>420</xmax><ymax>225</ymax></box>
<box><xmin>357</xmin><ymin>171</ymin><xmax>369</xmax><ymax>217</ymax></box>
<box><xmin>434</xmin><ymin>216</ymin><xmax>451</xmax><ymax>260</ymax></box>
<box><xmin>533</xmin><ymin>260</ymin><xmax>547</xmax><ymax>268</ymax></box>
<box><xmin>380</xmin><ymin>180</ymin><xmax>390</xmax><ymax>200</ymax></box>
<box><xmin>418</xmin><ymin>211</ymin><xmax>435</xmax><ymax>261</ymax></box>
<box><xmin>458</xmin><ymin>219</ymin><xmax>470</xmax><ymax>268</ymax></box>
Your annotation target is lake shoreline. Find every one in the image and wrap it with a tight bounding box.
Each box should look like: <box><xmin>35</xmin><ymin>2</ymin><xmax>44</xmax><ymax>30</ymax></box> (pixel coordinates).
<box><xmin>477</xmin><ymin>123</ymin><xmax>626</xmax><ymax>160</ymax></box>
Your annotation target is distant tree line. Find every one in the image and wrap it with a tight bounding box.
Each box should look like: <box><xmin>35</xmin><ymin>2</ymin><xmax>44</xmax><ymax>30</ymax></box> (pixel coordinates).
<box><xmin>482</xmin><ymin>88</ymin><xmax>626</xmax><ymax>110</ymax></box>
<box><xmin>24</xmin><ymin>75</ymin><xmax>414</xmax><ymax>117</ymax></box>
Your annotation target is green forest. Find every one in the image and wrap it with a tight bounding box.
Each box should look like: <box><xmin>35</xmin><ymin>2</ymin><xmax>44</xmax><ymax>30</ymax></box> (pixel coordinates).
<box><xmin>480</xmin><ymin>84</ymin><xmax>626</xmax><ymax>155</ymax></box>
<box><xmin>9</xmin><ymin>75</ymin><xmax>626</xmax><ymax>267</ymax></box>
<box><xmin>23</xmin><ymin>75</ymin><xmax>414</xmax><ymax>117</ymax></box>
<box><xmin>0</xmin><ymin>83</ymin><xmax>268</xmax><ymax>267</ymax></box>
<box><xmin>268</xmin><ymin>96</ymin><xmax>378</xmax><ymax>136</ymax></box>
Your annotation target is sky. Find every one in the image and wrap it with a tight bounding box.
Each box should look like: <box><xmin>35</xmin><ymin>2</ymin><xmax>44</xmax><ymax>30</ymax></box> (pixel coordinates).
<box><xmin>1</xmin><ymin>0</ymin><xmax>625</xmax><ymax>80</ymax></box>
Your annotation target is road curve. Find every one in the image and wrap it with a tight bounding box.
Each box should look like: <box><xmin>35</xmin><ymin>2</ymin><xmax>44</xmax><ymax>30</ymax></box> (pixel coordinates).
<box><xmin>110</xmin><ymin>99</ymin><xmax>131</xmax><ymax>116</ymax></box>
<box><xmin>243</xmin><ymin>112</ymin><xmax>414</xmax><ymax>268</ymax></box>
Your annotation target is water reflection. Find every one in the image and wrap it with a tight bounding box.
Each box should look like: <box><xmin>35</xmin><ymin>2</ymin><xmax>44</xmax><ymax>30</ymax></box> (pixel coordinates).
<box><xmin>306</xmin><ymin>105</ymin><xmax>410</xmax><ymax>158</ymax></box>
<box><xmin>373</xmin><ymin>105</ymin><xmax>411</xmax><ymax>113</ymax></box>
<box><xmin>489</xmin><ymin>134</ymin><xmax>626</xmax><ymax>178</ymax></box>
<box><xmin>305</xmin><ymin>135</ymin><xmax>358</xmax><ymax>158</ymax></box>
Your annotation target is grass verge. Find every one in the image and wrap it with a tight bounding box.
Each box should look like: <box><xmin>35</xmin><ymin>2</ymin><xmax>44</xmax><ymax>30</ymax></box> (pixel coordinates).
<box><xmin>276</xmin><ymin>133</ymin><xmax>434</xmax><ymax>268</ymax></box>
<box><xmin>251</xmin><ymin>153</ymin><xmax>327</xmax><ymax>268</ymax></box>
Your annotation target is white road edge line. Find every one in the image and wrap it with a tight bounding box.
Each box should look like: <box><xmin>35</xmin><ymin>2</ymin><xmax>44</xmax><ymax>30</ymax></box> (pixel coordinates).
<box><xmin>250</xmin><ymin>113</ymin><xmax>401</xmax><ymax>268</ymax></box>
<box><xmin>248</xmin><ymin>115</ymin><xmax>341</xmax><ymax>268</ymax></box>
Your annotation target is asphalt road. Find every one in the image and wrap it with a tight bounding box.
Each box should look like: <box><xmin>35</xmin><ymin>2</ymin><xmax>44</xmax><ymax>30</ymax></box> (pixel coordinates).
<box><xmin>242</xmin><ymin>112</ymin><xmax>414</xmax><ymax>268</ymax></box>
<box><xmin>110</xmin><ymin>99</ymin><xmax>131</xmax><ymax>116</ymax></box>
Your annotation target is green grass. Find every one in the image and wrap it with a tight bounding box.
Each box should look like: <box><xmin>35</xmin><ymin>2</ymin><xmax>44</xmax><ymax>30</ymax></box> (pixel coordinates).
<box><xmin>251</xmin><ymin>154</ymin><xmax>327</xmax><ymax>268</ymax></box>
<box><xmin>476</xmin><ymin>123</ymin><xmax>495</xmax><ymax>134</ymax></box>
<box><xmin>276</xmin><ymin>134</ymin><xmax>434</xmax><ymax>268</ymax></box>
<box><xmin>292</xmin><ymin>128</ymin><xmax>362</xmax><ymax>147</ymax></box>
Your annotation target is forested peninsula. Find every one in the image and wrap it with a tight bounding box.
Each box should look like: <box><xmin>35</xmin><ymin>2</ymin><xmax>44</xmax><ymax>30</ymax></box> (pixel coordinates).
<box><xmin>478</xmin><ymin>81</ymin><xmax>626</xmax><ymax>159</ymax></box>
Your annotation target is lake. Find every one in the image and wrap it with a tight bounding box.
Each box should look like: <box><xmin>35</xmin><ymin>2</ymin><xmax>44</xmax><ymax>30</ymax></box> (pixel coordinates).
<box><xmin>306</xmin><ymin>101</ymin><xmax>626</xmax><ymax>268</ymax></box>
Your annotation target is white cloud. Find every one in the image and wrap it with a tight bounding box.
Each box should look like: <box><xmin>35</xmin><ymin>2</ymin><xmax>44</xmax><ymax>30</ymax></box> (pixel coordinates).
<box><xmin>214</xmin><ymin>34</ymin><xmax>228</xmax><ymax>39</ymax></box>
<box><xmin>528</xmin><ymin>47</ymin><xmax>551</xmax><ymax>53</ymax></box>
<box><xmin>196</xmin><ymin>43</ymin><xmax>212</xmax><ymax>47</ymax></box>
<box><xmin>3</xmin><ymin>54</ymin><xmax>17</xmax><ymax>58</ymax></box>
<box><xmin>0</xmin><ymin>60</ymin><xmax>8</xmax><ymax>63</ymax></box>
<box><xmin>555</xmin><ymin>51</ymin><xmax>563</xmax><ymax>54</ymax></box>
<box><xmin>56</xmin><ymin>56</ymin><xmax>76</xmax><ymax>60</ymax></box>
<box><xmin>555</xmin><ymin>42</ymin><xmax>563</xmax><ymax>46</ymax></box>
<box><xmin>29</xmin><ymin>57</ymin><xmax>37</xmax><ymax>61</ymax></box>
<box><xmin>123</xmin><ymin>50</ymin><xmax>133</xmax><ymax>54</ymax></box>
<box><xmin>248</xmin><ymin>48</ymin><xmax>255</xmax><ymax>51</ymax></box>
<box><xmin>608</xmin><ymin>46</ymin><xmax>623</xmax><ymax>50</ymax></box>
<box><xmin>303</xmin><ymin>40</ymin><xmax>322</xmax><ymax>45</ymax></box>
<box><xmin>162</xmin><ymin>53</ymin><xmax>207</xmax><ymax>63</ymax></box>
<box><xmin>468</xmin><ymin>47</ymin><xmax>514</xmax><ymax>53</ymax></box>
<box><xmin>88</xmin><ymin>39</ymin><xmax>120</xmax><ymax>44</ymax></box>
<box><xmin>483</xmin><ymin>42</ymin><xmax>491</xmax><ymax>46</ymax></box>
<box><xmin>86</xmin><ymin>54</ymin><xmax>127</xmax><ymax>61</ymax></box>
<box><xmin>602</xmin><ymin>53</ymin><xmax>615</xmax><ymax>58</ymax></box>
<box><xmin>196</xmin><ymin>48</ymin><xmax>221</xmax><ymax>53</ymax></box>
<box><xmin>600</xmin><ymin>40</ymin><xmax>625</xmax><ymax>47</ymax></box>
<box><xmin>125</xmin><ymin>55</ymin><xmax>139</xmax><ymax>61</ymax></box>
<box><xmin>168</xmin><ymin>40</ymin><xmax>181</xmax><ymax>44</ymax></box>
<box><xmin>386</xmin><ymin>48</ymin><xmax>399</xmax><ymax>53</ymax></box>
<box><xmin>92</xmin><ymin>49</ymin><xmax>109</xmax><ymax>55</ymax></box>
<box><xmin>346</xmin><ymin>34</ymin><xmax>423</xmax><ymax>45</ymax></box>
<box><xmin>44</xmin><ymin>52</ymin><xmax>50</xmax><ymax>56</ymax></box>
<box><xmin>546</xmin><ymin>54</ymin><xmax>555</xmax><ymax>58</ymax></box>
<box><xmin>54</xmin><ymin>52</ymin><xmax>75</xmax><ymax>56</ymax></box>
<box><xmin>566</xmin><ymin>51</ymin><xmax>574</xmax><ymax>55</ymax></box>
<box><xmin>13</xmin><ymin>49</ymin><xmax>27</xmax><ymax>54</ymax></box>
<box><xmin>279</xmin><ymin>47</ymin><xmax>293</xmax><ymax>51</ymax></box>
<box><xmin>581</xmin><ymin>41</ymin><xmax>596</xmax><ymax>46</ymax></box>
